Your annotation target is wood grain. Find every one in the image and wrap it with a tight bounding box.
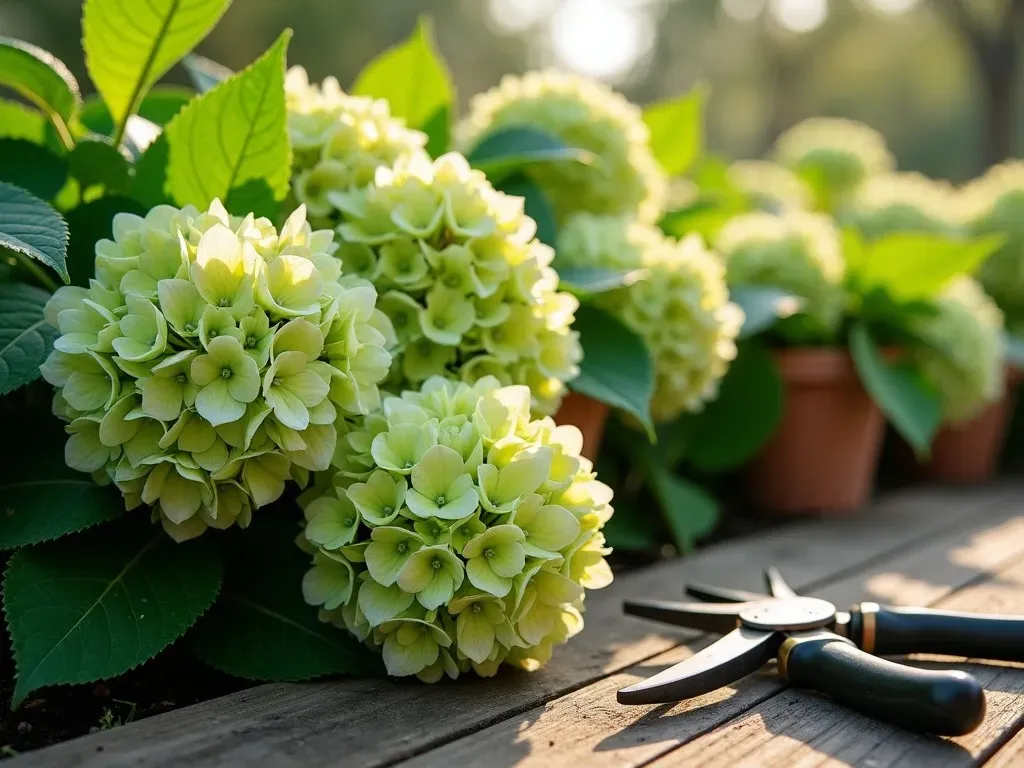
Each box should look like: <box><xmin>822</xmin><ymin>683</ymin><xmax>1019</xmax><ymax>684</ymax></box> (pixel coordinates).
<box><xmin>391</xmin><ymin>500</ymin><xmax>1024</xmax><ymax>768</ymax></box>
<box><xmin>14</xmin><ymin>486</ymin><xmax>1018</xmax><ymax>768</ymax></box>
<box><xmin>653</xmin><ymin>555</ymin><xmax>1024</xmax><ymax>768</ymax></box>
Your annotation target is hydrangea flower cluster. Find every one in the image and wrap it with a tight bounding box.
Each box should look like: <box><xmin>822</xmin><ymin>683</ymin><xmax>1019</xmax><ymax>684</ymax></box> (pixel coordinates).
<box><xmin>727</xmin><ymin>160</ymin><xmax>812</xmax><ymax>212</ymax></box>
<box><xmin>299</xmin><ymin>376</ymin><xmax>613</xmax><ymax>681</ymax></box>
<box><xmin>716</xmin><ymin>211</ymin><xmax>846</xmax><ymax>343</ymax></box>
<box><xmin>328</xmin><ymin>151</ymin><xmax>583</xmax><ymax>416</ymax></box>
<box><xmin>285</xmin><ymin>65</ymin><xmax>429</xmax><ymax>229</ymax></box>
<box><xmin>456</xmin><ymin>70</ymin><xmax>667</xmax><ymax>225</ymax></box>
<box><xmin>40</xmin><ymin>201</ymin><xmax>394</xmax><ymax>541</ymax></box>
<box><xmin>846</xmin><ymin>172</ymin><xmax>961</xmax><ymax>240</ymax></box>
<box><xmin>774</xmin><ymin>118</ymin><xmax>894</xmax><ymax>210</ymax></box>
<box><xmin>908</xmin><ymin>277</ymin><xmax>1005</xmax><ymax>425</ymax></box>
<box><xmin>960</xmin><ymin>161</ymin><xmax>1024</xmax><ymax>321</ymax></box>
<box><xmin>557</xmin><ymin>214</ymin><xmax>743</xmax><ymax>422</ymax></box>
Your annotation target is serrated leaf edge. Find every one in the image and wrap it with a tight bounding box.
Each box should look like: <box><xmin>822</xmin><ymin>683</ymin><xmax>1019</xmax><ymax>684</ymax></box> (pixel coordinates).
<box><xmin>0</xmin><ymin>479</ymin><xmax>127</xmax><ymax>549</ymax></box>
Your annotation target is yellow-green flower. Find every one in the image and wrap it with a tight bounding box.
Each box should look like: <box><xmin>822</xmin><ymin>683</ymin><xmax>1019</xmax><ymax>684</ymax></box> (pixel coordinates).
<box><xmin>300</xmin><ymin>376</ymin><xmax>614</xmax><ymax>682</ymax></box>
<box><xmin>457</xmin><ymin>69</ymin><xmax>667</xmax><ymax>224</ymax></box>
<box><xmin>557</xmin><ymin>214</ymin><xmax>743</xmax><ymax>422</ymax></box>
<box><xmin>908</xmin><ymin>277</ymin><xmax>1004</xmax><ymax>424</ymax></box>
<box><xmin>727</xmin><ymin>160</ymin><xmax>813</xmax><ymax>212</ymax></box>
<box><xmin>847</xmin><ymin>171</ymin><xmax>961</xmax><ymax>240</ymax></box>
<box><xmin>331</xmin><ymin>152</ymin><xmax>582</xmax><ymax>416</ymax></box>
<box><xmin>716</xmin><ymin>210</ymin><xmax>846</xmax><ymax>343</ymax></box>
<box><xmin>41</xmin><ymin>200</ymin><xmax>393</xmax><ymax>541</ymax></box>
<box><xmin>774</xmin><ymin>117</ymin><xmax>894</xmax><ymax>212</ymax></box>
<box><xmin>959</xmin><ymin>161</ymin><xmax>1024</xmax><ymax>321</ymax></box>
<box><xmin>285</xmin><ymin>66</ymin><xmax>429</xmax><ymax>228</ymax></box>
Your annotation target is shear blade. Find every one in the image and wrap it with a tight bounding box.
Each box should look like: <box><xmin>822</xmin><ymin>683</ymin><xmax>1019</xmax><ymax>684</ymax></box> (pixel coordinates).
<box><xmin>765</xmin><ymin>567</ymin><xmax>797</xmax><ymax>599</ymax></box>
<box><xmin>685</xmin><ymin>582</ymin><xmax>768</xmax><ymax>603</ymax></box>
<box><xmin>624</xmin><ymin>598</ymin><xmax>757</xmax><ymax>634</ymax></box>
<box><xmin>618</xmin><ymin>627</ymin><xmax>780</xmax><ymax>705</ymax></box>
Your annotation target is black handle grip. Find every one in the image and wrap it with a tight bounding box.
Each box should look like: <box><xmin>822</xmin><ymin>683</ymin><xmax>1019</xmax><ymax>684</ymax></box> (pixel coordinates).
<box><xmin>860</xmin><ymin>604</ymin><xmax>1024</xmax><ymax>661</ymax></box>
<box><xmin>784</xmin><ymin>633</ymin><xmax>985</xmax><ymax>736</ymax></box>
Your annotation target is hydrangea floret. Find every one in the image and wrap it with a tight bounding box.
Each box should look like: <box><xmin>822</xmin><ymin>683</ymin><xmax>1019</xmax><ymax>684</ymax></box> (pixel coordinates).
<box><xmin>41</xmin><ymin>200</ymin><xmax>394</xmax><ymax>541</ymax></box>
<box><xmin>774</xmin><ymin>118</ymin><xmax>894</xmax><ymax>210</ymax></box>
<box><xmin>285</xmin><ymin>66</ymin><xmax>429</xmax><ymax>229</ymax></box>
<box><xmin>716</xmin><ymin>210</ymin><xmax>846</xmax><ymax>343</ymax></box>
<box><xmin>557</xmin><ymin>214</ymin><xmax>743</xmax><ymax>422</ymax></box>
<box><xmin>908</xmin><ymin>277</ymin><xmax>1005</xmax><ymax>425</ymax></box>
<box><xmin>456</xmin><ymin>69</ymin><xmax>667</xmax><ymax>225</ymax></box>
<box><xmin>727</xmin><ymin>160</ymin><xmax>813</xmax><ymax>212</ymax></box>
<box><xmin>959</xmin><ymin>161</ymin><xmax>1024</xmax><ymax>321</ymax></box>
<box><xmin>327</xmin><ymin>151</ymin><xmax>583</xmax><ymax>415</ymax></box>
<box><xmin>299</xmin><ymin>376</ymin><xmax>614</xmax><ymax>681</ymax></box>
<box><xmin>846</xmin><ymin>171</ymin><xmax>961</xmax><ymax>240</ymax></box>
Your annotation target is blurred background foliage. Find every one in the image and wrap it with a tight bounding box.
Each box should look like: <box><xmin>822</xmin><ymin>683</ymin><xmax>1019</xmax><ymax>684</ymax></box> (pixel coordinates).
<box><xmin>2</xmin><ymin>0</ymin><xmax>1021</xmax><ymax>183</ymax></box>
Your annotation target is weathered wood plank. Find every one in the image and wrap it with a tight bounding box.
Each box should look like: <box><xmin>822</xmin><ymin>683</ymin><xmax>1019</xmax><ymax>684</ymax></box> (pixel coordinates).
<box><xmin>985</xmin><ymin>720</ymin><xmax>1024</xmax><ymax>767</ymax></box>
<box><xmin>653</xmin><ymin>555</ymin><xmax>1024</xmax><ymax>768</ymax></box>
<box><xmin>391</xmin><ymin>498</ymin><xmax>1024</xmax><ymax>768</ymax></box>
<box><xmin>15</xmin><ymin>485</ymin><xmax>1018</xmax><ymax>768</ymax></box>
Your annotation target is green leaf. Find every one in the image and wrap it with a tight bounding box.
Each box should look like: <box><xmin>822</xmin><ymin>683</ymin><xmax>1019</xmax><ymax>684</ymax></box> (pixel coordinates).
<box><xmin>854</xmin><ymin>233</ymin><xmax>1003</xmax><ymax>301</ymax></box>
<box><xmin>82</xmin><ymin>0</ymin><xmax>231</xmax><ymax>139</ymax></box>
<box><xmin>642</xmin><ymin>84</ymin><xmax>706</xmax><ymax>176</ymax></box>
<box><xmin>849</xmin><ymin>323</ymin><xmax>941</xmax><ymax>454</ymax></box>
<box><xmin>166</xmin><ymin>30</ymin><xmax>292</xmax><ymax>210</ymax></box>
<box><xmin>679</xmin><ymin>340</ymin><xmax>784</xmax><ymax>471</ymax></box>
<box><xmin>0</xmin><ymin>37</ymin><xmax>80</xmax><ymax>149</ymax></box>
<box><xmin>0</xmin><ymin>99</ymin><xmax>48</xmax><ymax>143</ymax></box>
<box><xmin>188</xmin><ymin>514</ymin><xmax>381</xmax><ymax>680</ymax></box>
<box><xmin>569</xmin><ymin>305</ymin><xmax>655</xmax><ymax>438</ymax></box>
<box><xmin>68</xmin><ymin>138</ymin><xmax>132</xmax><ymax>194</ymax></box>
<box><xmin>183</xmin><ymin>52</ymin><xmax>233</xmax><ymax>93</ymax></box>
<box><xmin>64</xmin><ymin>196</ymin><xmax>147</xmax><ymax>286</ymax></box>
<box><xmin>4</xmin><ymin>519</ymin><xmax>222</xmax><ymax>707</ymax></box>
<box><xmin>0</xmin><ymin>138</ymin><xmax>68</xmax><ymax>201</ymax></box>
<box><xmin>0</xmin><ymin>182</ymin><xmax>69</xmax><ymax>283</ymax></box>
<box><xmin>554</xmin><ymin>265</ymin><xmax>646</xmax><ymax>295</ymax></box>
<box><xmin>224</xmin><ymin>178</ymin><xmax>278</xmax><ymax>221</ymax></box>
<box><xmin>730</xmin><ymin>285</ymin><xmax>805</xmax><ymax>340</ymax></box>
<box><xmin>0</xmin><ymin>282</ymin><xmax>57</xmax><ymax>395</ymax></box>
<box><xmin>494</xmin><ymin>174</ymin><xmax>556</xmax><ymax>247</ymax></box>
<box><xmin>130</xmin><ymin>133</ymin><xmax>172</xmax><ymax>209</ymax></box>
<box><xmin>352</xmin><ymin>17</ymin><xmax>454</xmax><ymax>157</ymax></box>
<box><xmin>77</xmin><ymin>86</ymin><xmax>194</xmax><ymax>136</ymax></box>
<box><xmin>466</xmin><ymin>126</ymin><xmax>589</xmax><ymax>184</ymax></box>
<box><xmin>601</xmin><ymin>500</ymin><xmax>659</xmax><ymax>552</ymax></box>
<box><xmin>649</xmin><ymin>468</ymin><xmax>719</xmax><ymax>552</ymax></box>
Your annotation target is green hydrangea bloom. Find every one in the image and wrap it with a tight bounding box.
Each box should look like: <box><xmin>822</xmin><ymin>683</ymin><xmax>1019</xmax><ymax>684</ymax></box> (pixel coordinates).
<box><xmin>716</xmin><ymin>210</ymin><xmax>846</xmax><ymax>343</ymax></box>
<box><xmin>300</xmin><ymin>376</ymin><xmax>614</xmax><ymax>681</ymax></box>
<box><xmin>960</xmin><ymin>161</ymin><xmax>1024</xmax><ymax>321</ymax></box>
<box><xmin>557</xmin><ymin>214</ymin><xmax>743</xmax><ymax>422</ymax></box>
<box><xmin>774</xmin><ymin>118</ymin><xmax>894</xmax><ymax>211</ymax></box>
<box><xmin>846</xmin><ymin>171</ymin><xmax>961</xmax><ymax>240</ymax></box>
<box><xmin>285</xmin><ymin>66</ymin><xmax>429</xmax><ymax>229</ymax></box>
<box><xmin>328</xmin><ymin>151</ymin><xmax>582</xmax><ymax>415</ymax></box>
<box><xmin>908</xmin><ymin>277</ymin><xmax>1004</xmax><ymax>425</ymax></box>
<box><xmin>456</xmin><ymin>69</ymin><xmax>667</xmax><ymax>224</ymax></box>
<box><xmin>41</xmin><ymin>200</ymin><xmax>395</xmax><ymax>541</ymax></box>
<box><xmin>727</xmin><ymin>160</ymin><xmax>813</xmax><ymax>212</ymax></box>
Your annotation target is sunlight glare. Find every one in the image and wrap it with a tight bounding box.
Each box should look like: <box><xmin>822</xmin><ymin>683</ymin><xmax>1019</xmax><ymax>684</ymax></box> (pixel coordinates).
<box><xmin>769</xmin><ymin>0</ymin><xmax>828</xmax><ymax>33</ymax></box>
<box><xmin>550</xmin><ymin>0</ymin><xmax>653</xmax><ymax>81</ymax></box>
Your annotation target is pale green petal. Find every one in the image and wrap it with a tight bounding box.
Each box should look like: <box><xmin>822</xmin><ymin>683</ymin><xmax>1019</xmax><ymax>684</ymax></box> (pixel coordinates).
<box><xmin>466</xmin><ymin>557</ymin><xmax>512</xmax><ymax>598</ymax></box>
<box><xmin>357</xmin><ymin>578</ymin><xmax>414</xmax><ymax>627</ymax></box>
<box><xmin>242</xmin><ymin>452</ymin><xmax>291</xmax><ymax>507</ymax></box>
<box><xmin>195</xmin><ymin>379</ymin><xmax>245</xmax><ymax>426</ymax></box>
<box><xmin>98</xmin><ymin>395</ymin><xmax>141</xmax><ymax>447</ymax></box>
<box><xmin>518</xmin><ymin>503</ymin><xmax>581</xmax><ymax>556</ymax></box>
<box><xmin>382</xmin><ymin>627</ymin><xmax>439</xmax><ymax>677</ymax></box>
<box><xmin>302</xmin><ymin>559</ymin><xmax>354</xmax><ymax>610</ymax></box>
<box><xmin>305</xmin><ymin>495</ymin><xmax>360</xmax><ymax>549</ymax></box>
<box><xmin>457</xmin><ymin>611</ymin><xmax>497</xmax><ymax>664</ymax></box>
<box><xmin>489</xmin><ymin>541</ymin><xmax>527</xmax><ymax>578</ymax></box>
<box><xmin>364</xmin><ymin>526</ymin><xmax>423</xmax><ymax>586</ymax></box>
<box><xmin>141</xmin><ymin>375</ymin><xmax>185</xmax><ymax>422</ymax></box>
<box><xmin>346</xmin><ymin>470</ymin><xmax>406</xmax><ymax>525</ymax></box>
<box><xmin>157</xmin><ymin>279</ymin><xmax>205</xmax><ymax>336</ymax></box>
<box><xmin>411</xmin><ymin>445</ymin><xmax>465</xmax><ymax>501</ymax></box>
<box><xmin>273</xmin><ymin>318</ymin><xmax>324</xmax><ymax>361</ymax></box>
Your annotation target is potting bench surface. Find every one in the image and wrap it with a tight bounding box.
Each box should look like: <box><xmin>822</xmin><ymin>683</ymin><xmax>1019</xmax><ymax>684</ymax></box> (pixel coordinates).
<box><xmin>14</xmin><ymin>483</ymin><xmax>1024</xmax><ymax>768</ymax></box>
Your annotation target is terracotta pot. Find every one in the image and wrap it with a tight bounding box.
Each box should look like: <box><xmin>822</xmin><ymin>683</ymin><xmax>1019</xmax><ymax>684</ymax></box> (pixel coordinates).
<box><xmin>745</xmin><ymin>347</ymin><xmax>885</xmax><ymax>516</ymax></box>
<box><xmin>913</xmin><ymin>366</ymin><xmax>1021</xmax><ymax>485</ymax></box>
<box><xmin>554</xmin><ymin>392</ymin><xmax>610</xmax><ymax>460</ymax></box>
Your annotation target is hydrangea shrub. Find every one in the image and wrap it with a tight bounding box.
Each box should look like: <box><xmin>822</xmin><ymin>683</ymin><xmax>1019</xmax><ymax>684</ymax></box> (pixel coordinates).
<box><xmin>716</xmin><ymin>210</ymin><xmax>846</xmax><ymax>343</ymax></box>
<box><xmin>847</xmin><ymin>171</ymin><xmax>961</xmax><ymax>240</ymax></box>
<box><xmin>457</xmin><ymin>70</ymin><xmax>667</xmax><ymax>224</ymax></box>
<box><xmin>300</xmin><ymin>376</ymin><xmax>613</xmax><ymax>681</ymax></box>
<box><xmin>40</xmin><ymin>200</ymin><xmax>394</xmax><ymax>540</ymax></box>
<box><xmin>285</xmin><ymin>65</ymin><xmax>429</xmax><ymax>229</ymax></box>
<box><xmin>960</xmin><ymin>161</ymin><xmax>1024</xmax><ymax>322</ymax></box>
<box><xmin>727</xmin><ymin>160</ymin><xmax>812</xmax><ymax>212</ymax></box>
<box><xmin>908</xmin><ymin>277</ymin><xmax>1005</xmax><ymax>425</ymax></box>
<box><xmin>557</xmin><ymin>214</ymin><xmax>743</xmax><ymax>422</ymax></box>
<box><xmin>328</xmin><ymin>151</ymin><xmax>583</xmax><ymax>415</ymax></box>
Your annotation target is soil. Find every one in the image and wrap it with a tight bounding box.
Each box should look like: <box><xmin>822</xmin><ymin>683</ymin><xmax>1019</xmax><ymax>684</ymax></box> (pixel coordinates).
<box><xmin>0</xmin><ymin>624</ymin><xmax>248</xmax><ymax>760</ymax></box>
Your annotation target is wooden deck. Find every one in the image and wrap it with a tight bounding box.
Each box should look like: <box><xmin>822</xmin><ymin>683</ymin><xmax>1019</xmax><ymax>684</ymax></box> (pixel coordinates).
<box><xmin>14</xmin><ymin>483</ymin><xmax>1024</xmax><ymax>768</ymax></box>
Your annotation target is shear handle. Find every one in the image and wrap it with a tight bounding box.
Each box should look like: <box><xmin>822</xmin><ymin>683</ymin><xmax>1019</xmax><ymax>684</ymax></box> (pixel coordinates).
<box><xmin>781</xmin><ymin>630</ymin><xmax>985</xmax><ymax>736</ymax></box>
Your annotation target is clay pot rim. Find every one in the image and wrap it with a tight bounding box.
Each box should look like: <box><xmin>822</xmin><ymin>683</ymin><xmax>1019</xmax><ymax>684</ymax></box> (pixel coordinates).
<box><xmin>772</xmin><ymin>345</ymin><xmax>903</xmax><ymax>385</ymax></box>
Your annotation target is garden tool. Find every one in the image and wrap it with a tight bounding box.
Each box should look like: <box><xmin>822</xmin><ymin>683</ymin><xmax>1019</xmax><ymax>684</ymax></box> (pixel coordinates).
<box><xmin>618</xmin><ymin>567</ymin><xmax>1024</xmax><ymax>735</ymax></box>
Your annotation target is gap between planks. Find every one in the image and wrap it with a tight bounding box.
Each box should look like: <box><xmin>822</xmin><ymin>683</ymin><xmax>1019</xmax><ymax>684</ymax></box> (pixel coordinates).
<box><xmin>14</xmin><ymin>484</ymin><xmax>1023</xmax><ymax>768</ymax></box>
<box><xmin>392</xmin><ymin>488</ymin><xmax>1024</xmax><ymax>768</ymax></box>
